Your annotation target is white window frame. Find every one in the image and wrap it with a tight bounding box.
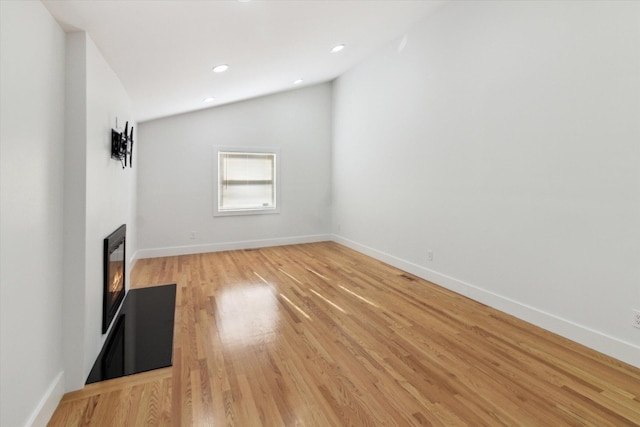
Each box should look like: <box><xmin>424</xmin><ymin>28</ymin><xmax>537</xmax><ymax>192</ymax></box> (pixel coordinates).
<box><xmin>213</xmin><ymin>147</ymin><xmax>281</xmax><ymax>217</ymax></box>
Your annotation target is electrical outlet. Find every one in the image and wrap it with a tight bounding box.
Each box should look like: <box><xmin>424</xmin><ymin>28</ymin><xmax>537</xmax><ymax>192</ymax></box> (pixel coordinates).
<box><xmin>190</xmin><ymin>231</ymin><xmax>196</xmax><ymax>240</ymax></box>
<box><xmin>427</xmin><ymin>250</ymin><xmax>434</xmax><ymax>261</ymax></box>
<box><xmin>633</xmin><ymin>310</ymin><xmax>640</xmax><ymax>329</ymax></box>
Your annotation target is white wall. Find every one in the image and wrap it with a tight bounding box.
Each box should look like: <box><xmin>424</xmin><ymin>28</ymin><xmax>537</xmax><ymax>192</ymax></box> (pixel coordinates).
<box><xmin>63</xmin><ymin>32</ymin><xmax>137</xmax><ymax>391</ymax></box>
<box><xmin>84</xmin><ymin>32</ymin><xmax>137</xmax><ymax>383</ymax></box>
<box><xmin>137</xmin><ymin>84</ymin><xmax>332</xmax><ymax>257</ymax></box>
<box><xmin>0</xmin><ymin>2</ymin><xmax>66</xmax><ymax>426</ymax></box>
<box><xmin>332</xmin><ymin>0</ymin><xmax>640</xmax><ymax>366</ymax></box>
<box><xmin>62</xmin><ymin>31</ymin><xmax>88</xmax><ymax>394</ymax></box>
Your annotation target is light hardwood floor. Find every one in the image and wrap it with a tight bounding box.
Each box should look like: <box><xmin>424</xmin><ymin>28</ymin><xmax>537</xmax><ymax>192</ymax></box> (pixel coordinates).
<box><xmin>49</xmin><ymin>242</ymin><xmax>640</xmax><ymax>426</ymax></box>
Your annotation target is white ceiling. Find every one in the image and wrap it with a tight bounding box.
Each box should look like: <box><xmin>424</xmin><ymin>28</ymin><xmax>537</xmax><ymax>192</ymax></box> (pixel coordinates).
<box><xmin>42</xmin><ymin>0</ymin><xmax>444</xmax><ymax>123</ymax></box>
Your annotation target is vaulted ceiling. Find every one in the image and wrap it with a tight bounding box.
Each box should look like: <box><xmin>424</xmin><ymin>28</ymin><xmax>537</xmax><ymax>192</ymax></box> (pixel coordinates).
<box><xmin>42</xmin><ymin>0</ymin><xmax>444</xmax><ymax>122</ymax></box>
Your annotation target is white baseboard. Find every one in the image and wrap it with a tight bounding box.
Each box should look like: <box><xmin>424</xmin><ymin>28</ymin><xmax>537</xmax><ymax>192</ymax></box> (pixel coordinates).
<box><xmin>26</xmin><ymin>371</ymin><xmax>64</xmax><ymax>427</ymax></box>
<box><xmin>129</xmin><ymin>253</ymin><xmax>138</xmax><ymax>272</ymax></box>
<box><xmin>331</xmin><ymin>234</ymin><xmax>640</xmax><ymax>369</ymax></box>
<box><xmin>135</xmin><ymin>234</ymin><xmax>332</xmax><ymax>259</ymax></box>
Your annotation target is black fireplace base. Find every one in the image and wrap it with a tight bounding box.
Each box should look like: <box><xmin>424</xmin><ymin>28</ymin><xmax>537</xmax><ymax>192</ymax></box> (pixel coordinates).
<box><xmin>87</xmin><ymin>284</ymin><xmax>176</xmax><ymax>384</ymax></box>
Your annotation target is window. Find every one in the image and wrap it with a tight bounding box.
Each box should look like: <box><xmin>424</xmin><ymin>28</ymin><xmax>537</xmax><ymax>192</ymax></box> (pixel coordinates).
<box><xmin>214</xmin><ymin>149</ymin><xmax>279</xmax><ymax>216</ymax></box>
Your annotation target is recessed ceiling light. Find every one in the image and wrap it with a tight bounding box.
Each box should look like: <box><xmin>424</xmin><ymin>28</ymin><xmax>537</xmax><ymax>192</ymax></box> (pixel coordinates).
<box><xmin>212</xmin><ymin>64</ymin><xmax>229</xmax><ymax>73</ymax></box>
<box><xmin>330</xmin><ymin>44</ymin><xmax>345</xmax><ymax>53</ymax></box>
<box><xmin>203</xmin><ymin>97</ymin><xmax>215</xmax><ymax>103</ymax></box>
<box><xmin>293</xmin><ymin>79</ymin><xmax>303</xmax><ymax>85</ymax></box>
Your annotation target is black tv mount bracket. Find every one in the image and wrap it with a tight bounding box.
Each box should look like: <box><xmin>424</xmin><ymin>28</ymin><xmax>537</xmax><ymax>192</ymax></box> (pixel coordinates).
<box><xmin>111</xmin><ymin>117</ymin><xmax>134</xmax><ymax>169</ymax></box>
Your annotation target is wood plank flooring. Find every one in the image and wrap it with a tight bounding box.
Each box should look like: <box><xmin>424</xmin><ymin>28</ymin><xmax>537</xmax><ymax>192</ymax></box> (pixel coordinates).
<box><xmin>48</xmin><ymin>242</ymin><xmax>640</xmax><ymax>426</ymax></box>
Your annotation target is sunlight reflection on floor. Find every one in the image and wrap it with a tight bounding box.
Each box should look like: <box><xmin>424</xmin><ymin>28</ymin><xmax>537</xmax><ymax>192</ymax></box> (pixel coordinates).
<box><xmin>216</xmin><ymin>284</ymin><xmax>279</xmax><ymax>347</ymax></box>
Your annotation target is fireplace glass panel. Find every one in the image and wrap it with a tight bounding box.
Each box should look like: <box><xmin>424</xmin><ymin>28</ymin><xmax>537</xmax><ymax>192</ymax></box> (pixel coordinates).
<box><xmin>103</xmin><ymin>224</ymin><xmax>126</xmax><ymax>333</ymax></box>
<box><xmin>108</xmin><ymin>243</ymin><xmax>125</xmax><ymax>306</ymax></box>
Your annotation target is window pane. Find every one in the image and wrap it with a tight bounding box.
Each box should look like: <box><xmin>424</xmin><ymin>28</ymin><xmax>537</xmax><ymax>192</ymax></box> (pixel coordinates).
<box><xmin>223</xmin><ymin>155</ymin><xmax>273</xmax><ymax>181</ymax></box>
<box><xmin>220</xmin><ymin>183</ymin><xmax>274</xmax><ymax>209</ymax></box>
<box><xmin>218</xmin><ymin>152</ymin><xmax>276</xmax><ymax>211</ymax></box>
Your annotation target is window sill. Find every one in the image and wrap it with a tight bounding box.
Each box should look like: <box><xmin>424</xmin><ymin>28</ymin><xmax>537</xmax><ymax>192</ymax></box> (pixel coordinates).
<box><xmin>213</xmin><ymin>207</ymin><xmax>280</xmax><ymax>217</ymax></box>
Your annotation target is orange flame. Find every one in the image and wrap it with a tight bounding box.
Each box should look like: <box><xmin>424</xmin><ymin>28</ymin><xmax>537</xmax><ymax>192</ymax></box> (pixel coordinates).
<box><xmin>111</xmin><ymin>270</ymin><xmax>123</xmax><ymax>293</ymax></box>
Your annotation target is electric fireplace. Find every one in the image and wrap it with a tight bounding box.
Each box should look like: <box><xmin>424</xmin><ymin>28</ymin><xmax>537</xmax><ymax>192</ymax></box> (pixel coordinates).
<box><xmin>103</xmin><ymin>224</ymin><xmax>126</xmax><ymax>333</ymax></box>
